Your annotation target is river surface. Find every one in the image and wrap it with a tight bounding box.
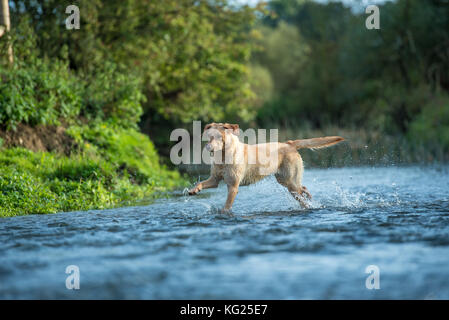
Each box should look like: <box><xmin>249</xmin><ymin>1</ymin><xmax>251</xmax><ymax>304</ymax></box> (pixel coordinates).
<box><xmin>1</xmin><ymin>166</ymin><xmax>449</xmax><ymax>299</ymax></box>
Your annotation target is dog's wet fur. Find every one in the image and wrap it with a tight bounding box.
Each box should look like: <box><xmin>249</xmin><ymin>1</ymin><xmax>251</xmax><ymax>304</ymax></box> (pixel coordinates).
<box><xmin>188</xmin><ymin>123</ymin><xmax>344</xmax><ymax>212</ymax></box>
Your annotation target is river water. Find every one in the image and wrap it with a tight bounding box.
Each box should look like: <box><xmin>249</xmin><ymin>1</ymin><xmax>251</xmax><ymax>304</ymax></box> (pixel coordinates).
<box><xmin>1</xmin><ymin>166</ymin><xmax>449</xmax><ymax>299</ymax></box>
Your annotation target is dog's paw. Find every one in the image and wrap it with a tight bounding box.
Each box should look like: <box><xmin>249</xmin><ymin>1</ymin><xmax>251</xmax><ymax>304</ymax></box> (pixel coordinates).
<box><xmin>188</xmin><ymin>187</ymin><xmax>200</xmax><ymax>195</ymax></box>
<box><xmin>301</xmin><ymin>186</ymin><xmax>312</xmax><ymax>200</ymax></box>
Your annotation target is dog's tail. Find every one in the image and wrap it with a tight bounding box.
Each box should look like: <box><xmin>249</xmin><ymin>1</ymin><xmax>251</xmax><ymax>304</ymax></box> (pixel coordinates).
<box><xmin>286</xmin><ymin>136</ymin><xmax>344</xmax><ymax>150</ymax></box>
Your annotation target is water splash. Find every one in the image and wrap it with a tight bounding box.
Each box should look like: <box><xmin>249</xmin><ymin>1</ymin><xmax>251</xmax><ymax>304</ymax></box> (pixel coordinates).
<box><xmin>2</xmin><ymin>166</ymin><xmax>449</xmax><ymax>299</ymax></box>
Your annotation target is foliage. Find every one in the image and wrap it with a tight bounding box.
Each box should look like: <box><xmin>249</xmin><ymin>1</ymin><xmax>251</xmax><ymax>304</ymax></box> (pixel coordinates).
<box><xmin>254</xmin><ymin>0</ymin><xmax>449</xmax><ymax>152</ymax></box>
<box><xmin>0</xmin><ymin>63</ymin><xmax>82</xmax><ymax>130</ymax></box>
<box><xmin>0</xmin><ymin>20</ymin><xmax>82</xmax><ymax>129</ymax></box>
<box><xmin>0</xmin><ymin>126</ymin><xmax>187</xmax><ymax>217</ymax></box>
<box><xmin>0</xmin><ymin>17</ymin><xmax>146</xmax><ymax>130</ymax></box>
<box><xmin>0</xmin><ymin>0</ymin><xmax>448</xmax><ymax>219</ymax></box>
<box><xmin>0</xmin><ymin>6</ymin><xmax>191</xmax><ymax>217</ymax></box>
<box><xmin>253</xmin><ymin>22</ymin><xmax>309</xmax><ymax>93</ymax></box>
<box><xmin>247</xmin><ymin>64</ymin><xmax>274</xmax><ymax>109</ymax></box>
<box><xmin>79</xmin><ymin>62</ymin><xmax>145</xmax><ymax>129</ymax></box>
<box><xmin>67</xmin><ymin>124</ymin><xmax>182</xmax><ymax>189</ymax></box>
<box><xmin>409</xmin><ymin>95</ymin><xmax>449</xmax><ymax>153</ymax></box>
<box><xmin>8</xmin><ymin>0</ymin><xmax>261</xmax><ymax>124</ymax></box>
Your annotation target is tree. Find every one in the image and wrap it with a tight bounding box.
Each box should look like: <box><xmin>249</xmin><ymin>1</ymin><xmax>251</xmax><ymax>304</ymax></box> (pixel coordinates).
<box><xmin>8</xmin><ymin>0</ymin><xmax>261</xmax><ymax>152</ymax></box>
<box><xmin>0</xmin><ymin>0</ymin><xmax>13</xmax><ymax>64</ymax></box>
<box><xmin>254</xmin><ymin>0</ymin><xmax>449</xmax><ymax>134</ymax></box>
<box><xmin>9</xmin><ymin>0</ymin><xmax>259</xmax><ymax>123</ymax></box>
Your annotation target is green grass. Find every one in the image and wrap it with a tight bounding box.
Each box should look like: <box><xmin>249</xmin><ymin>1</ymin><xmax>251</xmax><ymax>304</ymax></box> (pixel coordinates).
<box><xmin>0</xmin><ymin>125</ymin><xmax>188</xmax><ymax>217</ymax></box>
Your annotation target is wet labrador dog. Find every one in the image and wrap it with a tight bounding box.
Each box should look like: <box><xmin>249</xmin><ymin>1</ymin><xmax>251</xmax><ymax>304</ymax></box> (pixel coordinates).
<box><xmin>188</xmin><ymin>123</ymin><xmax>344</xmax><ymax>212</ymax></box>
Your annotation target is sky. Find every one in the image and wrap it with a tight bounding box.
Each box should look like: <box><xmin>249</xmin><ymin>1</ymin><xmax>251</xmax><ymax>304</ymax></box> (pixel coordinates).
<box><xmin>233</xmin><ymin>0</ymin><xmax>390</xmax><ymax>9</ymax></box>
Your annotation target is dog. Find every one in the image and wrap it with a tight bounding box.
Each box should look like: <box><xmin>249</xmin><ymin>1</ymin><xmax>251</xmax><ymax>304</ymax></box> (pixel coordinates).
<box><xmin>188</xmin><ymin>123</ymin><xmax>344</xmax><ymax>212</ymax></box>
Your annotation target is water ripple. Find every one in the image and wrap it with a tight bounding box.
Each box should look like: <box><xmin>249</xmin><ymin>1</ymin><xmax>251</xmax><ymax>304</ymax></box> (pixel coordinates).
<box><xmin>1</xmin><ymin>166</ymin><xmax>449</xmax><ymax>299</ymax></box>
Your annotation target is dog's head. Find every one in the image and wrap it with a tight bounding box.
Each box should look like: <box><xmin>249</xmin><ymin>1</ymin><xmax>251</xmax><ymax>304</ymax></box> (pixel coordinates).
<box><xmin>203</xmin><ymin>122</ymin><xmax>240</xmax><ymax>152</ymax></box>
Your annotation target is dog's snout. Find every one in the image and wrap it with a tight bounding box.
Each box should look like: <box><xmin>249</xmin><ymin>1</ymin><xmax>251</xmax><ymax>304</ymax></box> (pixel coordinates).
<box><xmin>206</xmin><ymin>143</ymin><xmax>213</xmax><ymax>151</ymax></box>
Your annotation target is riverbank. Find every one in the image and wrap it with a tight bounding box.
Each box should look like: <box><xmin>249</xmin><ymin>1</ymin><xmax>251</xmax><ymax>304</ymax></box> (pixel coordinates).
<box><xmin>2</xmin><ymin>123</ymin><xmax>447</xmax><ymax>217</ymax></box>
<box><xmin>0</xmin><ymin>123</ymin><xmax>187</xmax><ymax>217</ymax></box>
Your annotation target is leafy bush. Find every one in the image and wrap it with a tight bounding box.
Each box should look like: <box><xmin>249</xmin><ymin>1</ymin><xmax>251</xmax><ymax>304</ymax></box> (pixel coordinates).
<box><xmin>80</xmin><ymin>62</ymin><xmax>145</xmax><ymax>129</ymax></box>
<box><xmin>0</xmin><ymin>169</ymin><xmax>58</xmax><ymax>215</ymax></box>
<box><xmin>0</xmin><ymin>143</ymin><xmax>186</xmax><ymax>217</ymax></box>
<box><xmin>0</xmin><ymin>58</ymin><xmax>144</xmax><ymax>131</ymax></box>
<box><xmin>47</xmin><ymin>157</ymin><xmax>116</xmax><ymax>187</ymax></box>
<box><xmin>408</xmin><ymin>95</ymin><xmax>449</xmax><ymax>153</ymax></box>
<box><xmin>0</xmin><ymin>16</ymin><xmax>186</xmax><ymax>218</ymax></box>
<box><xmin>67</xmin><ymin>124</ymin><xmax>182</xmax><ymax>189</ymax></box>
<box><xmin>0</xmin><ymin>58</ymin><xmax>83</xmax><ymax>130</ymax></box>
<box><xmin>7</xmin><ymin>0</ymin><xmax>260</xmax><ymax>126</ymax></box>
<box><xmin>0</xmin><ymin>18</ymin><xmax>145</xmax><ymax>131</ymax></box>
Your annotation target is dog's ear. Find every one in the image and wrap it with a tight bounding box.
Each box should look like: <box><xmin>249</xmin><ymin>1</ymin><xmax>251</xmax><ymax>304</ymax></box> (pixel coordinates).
<box><xmin>204</xmin><ymin>123</ymin><xmax>215</xmax><ymax>132</ymax></box>
<box><xmin>223</xmin><ymin>123</ymin><xmax>240</xmax><ymax>136</ymax></box>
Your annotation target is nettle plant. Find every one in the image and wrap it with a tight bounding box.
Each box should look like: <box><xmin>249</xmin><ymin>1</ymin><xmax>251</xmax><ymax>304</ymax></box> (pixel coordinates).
<box><xmin>0</xmin><ymin>58</ymin><xmax>83</xmax><ymax>130</ymax></box>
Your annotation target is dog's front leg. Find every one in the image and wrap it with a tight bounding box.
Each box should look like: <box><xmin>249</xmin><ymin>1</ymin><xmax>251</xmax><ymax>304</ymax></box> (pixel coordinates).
<box><xmin>222</xmin><ymin>183</ymin><xmax>239</xmax><ymax>213</ymax></box>
<box><xmin>188</xmin><ymin>177</ymin><xmax>219</xmax><ymax>195</ymax></box>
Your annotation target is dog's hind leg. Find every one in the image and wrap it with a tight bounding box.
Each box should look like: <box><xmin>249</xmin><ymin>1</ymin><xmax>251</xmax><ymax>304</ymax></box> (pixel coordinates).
<box><xmin>275</xmin><ymin>176</ymin><xmax>310</xmax><ymax>208</ymax></box>
<box><xmin>275</xmin><ymin>153</ymin><xmax>311</xmax><ymax>208</ymax></box>
<box><xmin>287</xmin><ymin>185</ymin><xmax>311</xmax><ymax>208</ymax></box>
